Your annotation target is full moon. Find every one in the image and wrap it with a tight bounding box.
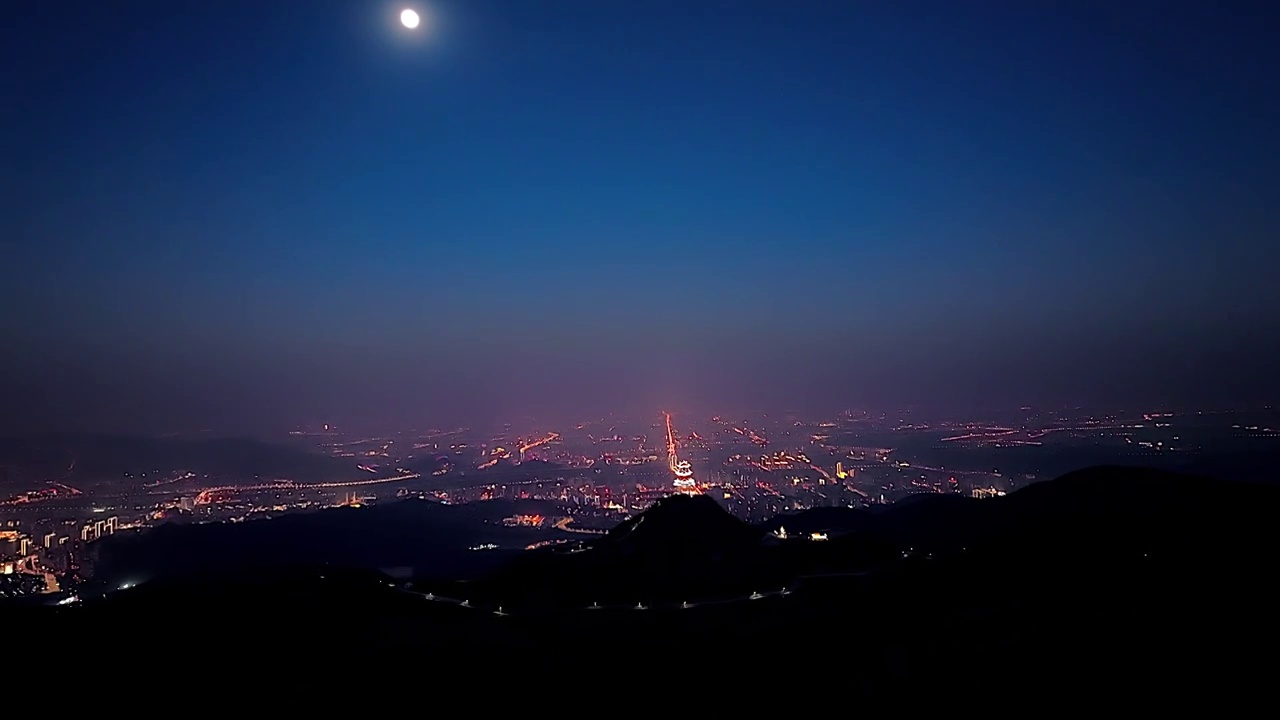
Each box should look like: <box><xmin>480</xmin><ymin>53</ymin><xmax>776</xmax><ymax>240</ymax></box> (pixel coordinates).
<box><xmin>400</xmin><ymin>9</ymin><xmax>420</xmax><ymax>29</ymax></box>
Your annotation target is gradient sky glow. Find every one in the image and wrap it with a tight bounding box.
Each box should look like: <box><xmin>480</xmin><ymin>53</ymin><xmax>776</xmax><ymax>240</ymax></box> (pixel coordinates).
<box><xmin>3</xmin><ymin>0</ymin><xmax>1279</xmax><ymax>432</ymax></box>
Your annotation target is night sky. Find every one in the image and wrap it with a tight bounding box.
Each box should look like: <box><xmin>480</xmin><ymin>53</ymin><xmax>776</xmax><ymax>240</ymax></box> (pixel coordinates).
<box><xmin>3</xmin><ymin>1</ymin><xmax>1278</xmax><ymax>433</ymax></box>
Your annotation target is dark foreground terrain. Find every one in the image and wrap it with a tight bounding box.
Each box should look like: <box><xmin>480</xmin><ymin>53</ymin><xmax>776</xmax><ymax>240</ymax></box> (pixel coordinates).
<box><xmin>85</xmin><ymin>496</ymin><xmax>563</xmax><ymax>585</ymax></box>
<box><xmin>7</xmin><ymin>466</ymin><xmax>1279</xmax><ymax>702</ymax></box>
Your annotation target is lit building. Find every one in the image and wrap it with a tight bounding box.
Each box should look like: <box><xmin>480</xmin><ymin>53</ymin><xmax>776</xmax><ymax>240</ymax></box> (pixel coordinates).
<box><xmin>665</xmin><ymin>413</ymin><xmax>700</xmax><ymax>494</ymax></box>
<box><xmin>0</xmin><ymin>530</ymin><xmax>18</xmax><ymax>556</ymax></box>
<box><xmin>503</xmin><ymin>514</ymin><xmax>545</xmax><ymax>527</ymax></box>
<box><xmin>672</xmin><ymin>458</ymin><xmax>697</xmax><ymax>492</ymax></box>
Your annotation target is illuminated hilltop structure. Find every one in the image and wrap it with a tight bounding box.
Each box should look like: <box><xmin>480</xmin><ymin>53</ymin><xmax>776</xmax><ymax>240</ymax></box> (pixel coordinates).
<box><xmin>664</xmin><ymin>413</ymin><xmax>700</xmax><ymax>494</ymax></box>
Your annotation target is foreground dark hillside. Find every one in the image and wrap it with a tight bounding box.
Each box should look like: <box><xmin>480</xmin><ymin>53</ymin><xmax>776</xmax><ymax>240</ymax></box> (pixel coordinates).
<box><xmin>88</xmin><ymin>497</ymin><xmax>561</xmax><ymax>586</ymax></box>
<box><xmin>762</xmin><ymin>465</ymin><xmax>1280</xmax><ymax>553</ymax></box>
<box><xmin>9</xmin><ymin>466</ymin><xmax>1280</xmax><ymax>700</ymax></box>
<box><xmin>453</xmin><ymin>493</ymin><xmax>780</xmax><ymax>608</ymax></box>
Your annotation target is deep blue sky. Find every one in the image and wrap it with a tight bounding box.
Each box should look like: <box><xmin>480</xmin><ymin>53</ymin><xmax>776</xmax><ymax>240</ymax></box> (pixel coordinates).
<box><xmin>3</xmin><ymin>0</ymin><xmax>1278</xmax><ymax>432</ymax></box>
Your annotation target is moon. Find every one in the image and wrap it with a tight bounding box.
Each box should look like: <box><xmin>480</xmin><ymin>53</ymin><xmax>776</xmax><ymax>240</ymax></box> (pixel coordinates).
<box><xmin>400</xmin><ymin>9</ymin><xmax>420</xmax><ymax>29</ymax></box>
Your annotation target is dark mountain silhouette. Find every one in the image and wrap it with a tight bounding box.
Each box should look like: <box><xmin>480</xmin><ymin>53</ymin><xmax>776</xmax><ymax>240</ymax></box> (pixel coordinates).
<box><xmin>10</xmin><ymin>465</ymin><xmax>1280</xmax><ymax>700</ymax></box>
<box><xmin>598</xmin><ymin>492</ymin><xmax>762</xmax><ymax>550</ymax></box>
<box><xmin>87</xmin><ymin>498</ymin><xmax>561</xmax><ymax>588</ymax></box>
<box><xmin>456</xmin><ymin>493</ymin><xmax>776</xmax><ymax>608</ymax></box>
<box><xmin>758</xmin><ymin>505</ymin><xmax>874</xmax><ymax>536</ymax></box>
<box><xmin>760</xmin><ymin>465</ymin><xmax>1279</xmax><ymax>551</ymax></box>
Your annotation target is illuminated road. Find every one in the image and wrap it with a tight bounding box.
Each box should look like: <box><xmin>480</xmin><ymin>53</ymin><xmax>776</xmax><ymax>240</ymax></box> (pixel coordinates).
<box><xmin>195</xmin><ymin>472</ymin><xmax>422</xmax><ymax>505</ymax></box>
<box><xmin>518</xmin><ymin>432</ymin><xmax>560</xmax><ymax>460</ymax></box>
<box><xmin>551</xmin><ymin>517</ymin><xmax>606</xmax><ymax>535</ymax></box>
<box><xmin>1</xmin><ymin>470</ymin><xmax>427</xmax><ymax>514</ymax></box>
<box><xmin>0</xmin><ymin>499</ymin><xmax>94</xmax><ymax>515</ymax></box>
<box><xmin>402</xmin><ymin>567</ymin><xmax>874</xmax><ymax>616</ymax></box>
<box><xmin>895</xmin><ymin>462</ymin><xmax>992</xmax><ymax>477</ymax></box>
